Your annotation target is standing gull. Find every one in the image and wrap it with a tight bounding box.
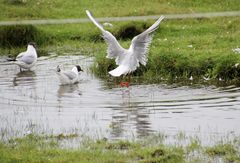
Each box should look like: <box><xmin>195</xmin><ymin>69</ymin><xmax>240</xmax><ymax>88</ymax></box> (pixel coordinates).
<box><xmin>86</xmin><ymin>10</ymin><xmax>164</xmax><ymax>83</ymax></box>
<box><xmin>14</xmin><ymin>42</ymin><xmax>38</xmax><ymax>71</ymax></box>
<box><xmin>56</xmin><ymin>65</ymin><xmax>83</xmax><ymax>85</ymax></box>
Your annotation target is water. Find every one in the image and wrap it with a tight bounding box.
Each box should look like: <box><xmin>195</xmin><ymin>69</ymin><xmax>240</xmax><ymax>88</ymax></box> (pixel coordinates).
<box><xmin>0</xmin><ymin>55</ymin><xmax>240</xmax><ymax>144</ymax></box>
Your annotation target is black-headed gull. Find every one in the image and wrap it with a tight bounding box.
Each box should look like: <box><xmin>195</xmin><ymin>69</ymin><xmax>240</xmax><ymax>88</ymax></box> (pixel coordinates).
<box><xmin>56</xmin><ymin>65</ymin><xmax>83</xmax><ymax>85</ymax></box>
<box><xmin>14</xmin><ymin>42</ymin><xmax>38</xmax><ymax>71</ymax></box>
<box><xmin>86</xmin><ymin>10</ymin><xmax>164</xmax><ymax>78</ymax></box>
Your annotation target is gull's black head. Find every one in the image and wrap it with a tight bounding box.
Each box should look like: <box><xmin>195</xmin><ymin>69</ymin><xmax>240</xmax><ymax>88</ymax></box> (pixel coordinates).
<box><xmin>28</xmin><ymin>42</ymin><xmax>37</xmax><ymax>48</ymax></box>
<box><xmin>56</xmin><ymin>65</ymin><xmax>61</xmax><ymax>72</ymax></box>
<box><xmin>76</xmin><ymin>65</ymin><xmax>83</xmax><ymax>72</ymax></box>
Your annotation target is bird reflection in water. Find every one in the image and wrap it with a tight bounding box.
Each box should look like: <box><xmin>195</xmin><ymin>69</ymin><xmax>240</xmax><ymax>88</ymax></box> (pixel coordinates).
<box><xmin>57</xmin><ymin>84</ymin><xmax>81</xmax><ymax>98</ymax></box>
<box><xmin>57</xmin><ymin>84</ymin><xmax>82</xmax><ymax>112</ymax></box>
<box><xmin>13</xmin><ymin>70</ymin><xmax>36</xmax><ymax>86</ymax></box>
<box><xmin>110</xmin><ymin>88</ymin><xmax>152</xmax><ymax>139</ymax></box>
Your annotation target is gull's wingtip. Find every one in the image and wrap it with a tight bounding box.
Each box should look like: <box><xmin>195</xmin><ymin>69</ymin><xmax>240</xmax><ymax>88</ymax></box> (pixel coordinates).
<box><xmin>159</xmin><ymin>15</ymin><xmax>165</xmax><ymax>21</ymax></box>
<box><xmin>86</xmin><ymin>10</ymin><xmax>91</xmax><ymax>16</ymax></box>
<box><xmin>86</xmin><ymin>9</ymin><xmax>105</xmax><ymax>31</ymax></box>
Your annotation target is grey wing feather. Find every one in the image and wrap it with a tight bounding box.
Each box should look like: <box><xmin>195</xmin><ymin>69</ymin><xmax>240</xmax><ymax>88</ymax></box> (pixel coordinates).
<box><xmin>103</xmin><ymin>31</ymin><xmax>126</xmax><ymax>61</ymax></box>
<box><xmin>16</xmin><ymin>52</ymin><xmax>25</xmax><ymax>60</ymax></box>
<box><xmin>86</xmin><ymin>10</ymin><xmax>126</xmax><ymax>64</ymax></box>
<box><xmin>131</xmin><ymin>16</ymin><xmax>164</xmax><ymax>66</ymax></box>
<box><xmin>17</xmin><ymin>52</ymin><xmax>35</xmax><ymax>64</ymax></box>
<box><xmin>63</xmin><ymin>71</ymin><xmax>77</xmax><ymax>80</ymax></box>
<box><xmin>20</xmin><ymin>55</ymin><xmax>35</xmax><ymax>64</ymax></box>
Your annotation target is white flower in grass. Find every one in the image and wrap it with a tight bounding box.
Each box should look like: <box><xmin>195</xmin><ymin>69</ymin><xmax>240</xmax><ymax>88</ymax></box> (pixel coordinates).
<box><xmin>103</xmin><ymin>22</ymin><xmax>113</xmax><ymax>27</ymax></box>
<box><xmin>189</xmin><ymin>76</ymin><xmax>193</xmax><ymax>81</ymax></box>
<box><xmin>234</xmin><ymin>63</ymin><xmax>239</xmax><ymax>68</ymax></box>
<box><xmin>203</xmin><ymin>76</ymin><xmax>210</xmax><ymax>81</ymax></box>
<box><xmin>232</xmin><ymin>48</ymin><xmax>240</xmax><ymax>54</ymax></box>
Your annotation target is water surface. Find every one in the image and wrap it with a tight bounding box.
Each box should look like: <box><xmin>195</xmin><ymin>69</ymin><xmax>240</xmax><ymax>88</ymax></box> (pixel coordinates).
<box><xmin>0</xmin><ymin>55</ymin><xmax>240</xmax><ymax>144</ymax></box>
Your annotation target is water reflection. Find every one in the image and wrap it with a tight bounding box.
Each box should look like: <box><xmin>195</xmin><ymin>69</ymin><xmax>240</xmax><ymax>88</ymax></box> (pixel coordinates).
<box><xmin>13</xmin><ymin>71</ymin><xmax>36</xmax><ymax>86</ymax></box>
<box><xmin>57</xmin><ymin>84</ymin><xmax>80</xmax><ymax>97</ymax></box>
<box><xmin>110</xmin><ymin>89</ymin><xmax>152</xmax><ymax>139</ymax></box>
<box><xmin>0</xmin><ymin>55</ymin><xmax>239</xmax><ymax>143</ymax></box>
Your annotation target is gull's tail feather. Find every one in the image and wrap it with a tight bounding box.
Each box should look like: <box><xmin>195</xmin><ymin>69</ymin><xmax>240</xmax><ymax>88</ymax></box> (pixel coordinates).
<box><xmin>6</xmin><ymin>58</ymin><xmax>16</xmax><ymax>62</ymax></box>
<box><xmin>108</xmin><ymin>65</ymin><xmax>129</xmax><ymax>77</ymax></box>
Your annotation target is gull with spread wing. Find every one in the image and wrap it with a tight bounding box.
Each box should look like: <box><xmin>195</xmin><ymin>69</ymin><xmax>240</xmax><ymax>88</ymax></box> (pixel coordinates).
<box><xmin>86</xmin><ymin>10</ymin><xmax>164</xmax><ymax>84</ymax></box>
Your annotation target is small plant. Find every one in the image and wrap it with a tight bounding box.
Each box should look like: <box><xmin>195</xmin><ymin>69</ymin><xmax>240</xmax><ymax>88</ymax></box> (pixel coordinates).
<box><xmin>135</xmin><ymin>146</ymin><xmax>184</xmax><ymax>163</ymax></box>
<box><xmin>5</xmin><ymin>0</ymin><xmax>27</xmax><ymax>5</ymax></box>
<box><xmin>0</xmin><ymin>25</ymin><xmax>52</xmax><ymax>48</ymax></box>
<box><xmin>111</xmin><ymin>21</ymin><xmax>151</xmax><ymax>40</ymax></box>
<box><xmin>205</xmin><ymin>143</ymin><xmax>240</xmax><ymax>162</ymax></box>
<box><xmin>105</xmin><ymin>140</ymin><xmax>134</xmax><ymax>150</ymax></box>
<box><xmin>205</xmin><ymin>143</ymin><xmax>236</xmax><ymax>156</ymax></box>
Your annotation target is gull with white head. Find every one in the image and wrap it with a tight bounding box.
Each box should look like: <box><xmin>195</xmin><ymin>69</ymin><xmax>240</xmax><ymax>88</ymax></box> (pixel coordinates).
<box><xmin>56</xmin><ymin>65</ymin><xmax>83</xmax><ymax>85</ymax></box>
<box><xmin>14</xmin><ymin>42</ymin><xmax>38</xmax><ymax>71</ymax></box>
<box><xmin>86</xmin><ymin>10</ymin><xmax>164</xmax><ymax>83</ymax></box>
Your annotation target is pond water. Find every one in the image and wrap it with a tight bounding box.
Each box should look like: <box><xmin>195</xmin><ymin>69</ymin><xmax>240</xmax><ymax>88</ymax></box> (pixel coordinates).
<box><xmin>0</xmin><ymin>55</ymin><xmax>240</xmax><ymax>144</ymax></box>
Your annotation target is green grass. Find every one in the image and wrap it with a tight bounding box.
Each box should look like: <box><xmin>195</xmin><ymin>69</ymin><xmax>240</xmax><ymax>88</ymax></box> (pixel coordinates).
<box><xmin>0</xmin><ymin>24</ymin><xmax>51</xmax><ymax>48</ymax></box>
<box><xmin>90</xmin><ymin>17</ymin><xmax>240</xmax><ymax>82</ymax></box>
<box><xmin>0</xmin><ymin>0</ymin><xmax>239</xmax><ymax>21</ymax></box>
<box><xmin>1</xmin><ymin>17</ymin><xmax>240</xmax><ymax>82</ymax></box>
<box><xmin>0</xmin><ymin>134</ymin><xmax>239</xmax><ymax>162</ymax></box>
<box><xmin>205</xmin><ymin>143</ymin><xmax>240</xmax><ymax>162</ymax></box>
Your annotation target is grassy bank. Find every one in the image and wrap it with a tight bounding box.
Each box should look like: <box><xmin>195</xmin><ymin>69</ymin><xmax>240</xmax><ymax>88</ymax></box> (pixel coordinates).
<box><xmin>0</xmin><ymin>134</ymin><xmax>240</xmax><ymax>162</ymax></box>
<box><xmin>0</xmin><ymin>0</ymin><xmax>239</xmax><ymax>21</ymax></box>
<box><xmin>0</xmin><ymin>17</ymin><xmax>240</xmax><ymax>82</ymax></box>
<box><xmin>90</xmin><ymin>17</ymin><xmax>240</xmax><ymax>82</ymax></box>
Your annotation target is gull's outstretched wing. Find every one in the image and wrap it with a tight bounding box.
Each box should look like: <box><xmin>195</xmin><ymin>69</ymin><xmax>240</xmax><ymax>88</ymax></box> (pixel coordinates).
<box><xmin>130</xmin><ymin>16</ymin><xmax>164</xmax><ymax>66</ymax></box>
<box><xmin>86</xmin><ymin>10</ymin><xmax>126</xmax><ymax>65</ymax></box>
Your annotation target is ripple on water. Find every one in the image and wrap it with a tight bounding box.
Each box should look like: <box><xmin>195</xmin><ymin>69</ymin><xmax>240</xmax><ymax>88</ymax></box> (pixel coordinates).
<box><xmin>0</xmin><ymin>55</ymin><xmax>240</xmax><ymax>143</ymax></box>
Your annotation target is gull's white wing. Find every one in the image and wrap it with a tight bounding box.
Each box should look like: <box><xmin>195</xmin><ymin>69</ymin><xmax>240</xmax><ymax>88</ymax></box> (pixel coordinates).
<box><xmin>86</xmin><ymin>10</ymin><xmax>126</xmax><ymax>65</ymax></box>
<box><xmin>130</xmin><ymin>16</ymin><xmax>164</xmax><ymax>66</ymax></box>
<box><xmin>16</xmin><ymin>52</ymin><xmax>35</xmax><ymax>64</ymax></box>
<box><xmin>20</xmin><ymin>55</ymin><xmax>36</xmax><ymax>64</ymax></box>
<box><xmin>62</xmin><ymin>70</ymin><xmax>77</xmax><ymax>80</ymax></box>
<box><xmin>16</xmin><ymin>52</ymin><xmax>25</xmax><ymax>60</ymax></box>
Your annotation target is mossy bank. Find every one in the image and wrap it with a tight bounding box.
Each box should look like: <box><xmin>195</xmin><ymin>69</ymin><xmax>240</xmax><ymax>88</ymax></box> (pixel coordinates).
<box><xmin>0</xmin><ymin>134</ymin><xmax>240</xmax><ymax>163</ymax></box>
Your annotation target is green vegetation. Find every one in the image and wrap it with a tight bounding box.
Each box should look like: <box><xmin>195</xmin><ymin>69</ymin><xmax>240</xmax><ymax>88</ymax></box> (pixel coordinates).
<box><xmin>0</xmin><ymin>134</ymin><xmax>239</xmax><ymax>162</ymax></box>
<box><xmin>205</xmin><ymin>143</ymin><xmax>240</xmax><ymax>162</ymax></box>
<box><xmin>0</xmin><ymin>17</ymin><xmax>240</xmax><ymax>82</ymax></box>
<box><xmin>91</xmin><ymin>17</ymin><xmax>240</xmax><ymax>82</ymax></box>
<box><xmin>1</xmin><ymin>0</ymin><xmax>240</xmax><ymax>21</ymax></box>
<box><xmin>0</xmin><ymin>24</ymin><xmax>51</xmax><ymax>47</ymax></box>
